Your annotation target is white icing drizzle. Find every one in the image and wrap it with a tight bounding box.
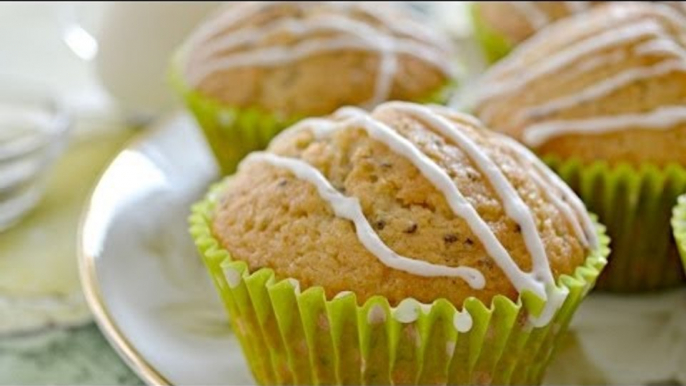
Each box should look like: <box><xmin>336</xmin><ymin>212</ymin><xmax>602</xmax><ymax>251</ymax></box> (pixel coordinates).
<box><xmin>511</xmin><ymin>2</ymin><xmax>549</xmax><ymax>30</ymax></box>
<box><xmin>380</xmin><ymin>102</ymin><xmax>556</xmax><ymax>289</ymax></box>
<box><xmin>421</xmin><ymin>103</ymin><xmax>486</xmax><ymax>129</ymax></box>
<box><xmin>514</xmin><ymin>60</ymin><xmax>686</xmax><ymax>126</ymax></box>
<box><xmin>185</xmin><ymin>2</ymin><xmax>452</xmax><ymax>107</ymax></box>
<box><xmin>475</xmin><ymin>19</ymin><xmax>668</xmax><ymax>104</ymax></box>
<box><xmin>185</xmin><ymin>2</ymin><xmax>268</xmax><ymax>47</ymax></box>
<box><xmin>475</xmin><ymin>50</ymin><xmax>628</xmax><ymax>125</ymax></box>
<box><xmin>382</xmin><ymin>103</ymin><xmax>579</xmax><ymax>326</ymax></box>
<box><xmin>368</xmin><ymin>105</ymin><xmax>588</xmax><ymax>251</ymax></box>
<box><xmin>453</xmin><ymin>310</ymin><xmax>473</xmax><ymax>333</ymax></box>
<box><xmin>634</xmin><ymin>37</ymin><xmax>686</xmax><ymax>59</ymax></box>
<box><xmin>476</xmin><ymin>3</ymin><xmax>686</xmax><ymax>148</ymax></box>
<box><xmin>500</xmin><ymin>136</ymin><xmax>597</xmax><ymax>248</ymax></box>
<box><xmin>394</xmin><ymin>299</ymin><xmax>420</xmax><ymax>323</ymax></box>
<box><xmin>570</xmin><ymin>51</ymin><xmax>628</xmax><ymax>77</ymax></box>
<box><xmin>239</xmin><ymin>103</ymin><xmax>598</xmax><ymax>326</ymax></box>
<box><xmin>648</xmin><ymin>3</ymin><xmax>686</xmax><ymax>34</ymax></box>
<box><xmin>300</xmin><ymin>107</ymin><xmax>550</xmax><ymax>298</ymax></box>
<box><xmin>332</xmin><ymin>2</ymin><xmax>454</xmax><ymax>53</ymax></box>
<box><xmin>523</xmin><ymin>106</ymin><xmax>686</xmax><ymax>147</ymax></box>
<box><xmin>241</xmin><ymin>152</ymin><xmax>486</xmax><ymax>287</ymax></box>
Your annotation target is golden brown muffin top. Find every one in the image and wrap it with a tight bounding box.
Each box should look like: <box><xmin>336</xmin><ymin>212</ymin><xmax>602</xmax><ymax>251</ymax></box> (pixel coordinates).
<box><xmin>476</xmin><ymin>1</ymin><xmax>603</xmax><ymax>47</ymax></box>
<box><xmin>472</xmin><ymin>2</ymin><xmax>686</xmax><ymax>166</ymax></box>
<box><xmin>181</xmin><ymin>2</ymin><xmax>454</xmax><ymax>117</ymax></box>
<box><xmin>211</xmin><ymin>102</ymin><xmax>595</xmax><ymax>321</ymax></box>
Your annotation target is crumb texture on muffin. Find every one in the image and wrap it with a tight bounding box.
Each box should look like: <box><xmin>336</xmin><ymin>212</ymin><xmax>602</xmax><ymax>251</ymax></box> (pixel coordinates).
<box><xmin>473</xmin><ymin>2</ymin><xmax>686</xmax><ymax>166</ymax></box>
<box><xmin>211</xmin><ymin>102</ymin><xmax>596</xmax><ymax>323</ymax></box>
<box><xmin>182</xmin><ymin>2</ymin><xmax>453</xmax><ymax>117</ymax></box>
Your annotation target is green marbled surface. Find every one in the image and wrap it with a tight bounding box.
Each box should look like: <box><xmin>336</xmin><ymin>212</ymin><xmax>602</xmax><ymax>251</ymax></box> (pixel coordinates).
<box><xmin>0</xmin><ymin>323</ymin><xmax>141</xmax><ymax>385</ymax></box>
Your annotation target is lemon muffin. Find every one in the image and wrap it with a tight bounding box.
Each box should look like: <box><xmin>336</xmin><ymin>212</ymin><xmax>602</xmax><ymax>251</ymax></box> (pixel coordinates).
<box><xmin>172</xmin><ymin>2</ymin><xmax>455</xmax><ymax>174</ymax></box>
<box><xmin>191</xmin><ymin>102</ymin><xmax>608</xmax><ymax>385</ymax></box>
<box><xmin>471</xmin><ymin>2</ymin><xmax>602</xmax><ymax>62</ymax></box>
<box><xmin>472</xmin><ymin>2</ymin><xmax>686</xmax><ymax>291</ymax></box>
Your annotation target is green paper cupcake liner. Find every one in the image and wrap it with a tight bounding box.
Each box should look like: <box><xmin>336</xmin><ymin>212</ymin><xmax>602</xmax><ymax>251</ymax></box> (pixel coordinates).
<box><xmin>169</xmin><ymin>53</ymin><xmax>455</xmax><ymax>175</ymax></box>
<box><xmin>470</xmin><ymin>3</ymin><xmax>514</xmax><ymax>63</ymax></box>
<box><xmin>547</xmin><ymin>158</ymin><xmax>686</xmax><ymax>292</ymax></box>
<box><xmin>673</xmin><ymin>195</ymin><xmax>686</xmax><ymax>272</ymax></box>
<box><xmin>190</xmin><ymin>180</ymin><xmax>609</xmax><ymax>385</ymax></box>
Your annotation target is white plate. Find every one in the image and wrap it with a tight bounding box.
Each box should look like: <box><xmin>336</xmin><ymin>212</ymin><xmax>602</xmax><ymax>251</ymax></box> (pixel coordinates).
<box><xmin>78</xmin><ymin>113</ymin><xmax>686</xmax><ymax>385</ymax></box>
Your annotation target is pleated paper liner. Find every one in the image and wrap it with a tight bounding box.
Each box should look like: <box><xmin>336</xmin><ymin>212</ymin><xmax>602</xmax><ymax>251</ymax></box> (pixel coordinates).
<box><xmin>169</xmin><ymin>53</ymin><xmax>456</xmax><ymax>175</ymax></box>
<box><xmin>673</xmin><ymin>195</ymin><xmax>686</xmax><ymax>272</ymax></box>
<box><xmin>190</xmin><ymin>180</ymin><xmax>609</xmax><ymax>385</ymax></box>
<box><xmin>547</xmin><ymin>158</ymin><xmax>686</xmax><ymax>292</ymax></box>
<box><xmin>470</xmin><ymin>3</ymin><xmax>513</xmax><ymax>63</ymax></box>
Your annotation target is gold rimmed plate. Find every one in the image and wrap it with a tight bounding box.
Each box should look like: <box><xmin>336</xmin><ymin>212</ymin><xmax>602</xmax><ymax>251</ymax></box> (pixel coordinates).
<box><xmin>77</xmin><ymin>113</ymin><xmax>253</xmax><ymax>385</ymax></box>
<box><xmin>78</xmin><ymin>112</ymin><xmax>686</xmax><ymax>385</ymax></box>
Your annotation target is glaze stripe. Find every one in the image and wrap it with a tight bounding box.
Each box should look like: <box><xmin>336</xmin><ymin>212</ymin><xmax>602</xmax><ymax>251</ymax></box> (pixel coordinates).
<box><xmin>500</xmin><ymin>135</ymin><xmax>597</xmax><ymax>248</ymax></box>
<box><xmin>299</xmin><ymin>107</ymin><xmax>560</xmax><ymax>298</ymax></box>
<box><xmin>184</xmin><ymin>2</ymin><xmax>452</xmax><ymax>107</ymax></box>
<box><xmin>475</xmin><ymin>19</ymin><xmax>668</xmax><ymax>104</ymax></box>
<box><xmin>243</xmin><ymin>103</ymin><xmax>597</xmax><ymax>325</ymax></box>
<box><xmin>409</xmin><ymin>104</ymin><xmax>596</xmax><ymax>248</ymax></box>
<box><xmin>381</xmin><ymin>102</ymin><xmax>556</xmax><ymax>288</ymax></box>
<box><xmin>514</xmin><ymin>60</ymin><xmax>686</xmax><ymax>127</ymax></box>
<box><xmin>242</xmin><ymin>152</ymin><xmax>486</xmax><ymax>288</ymax></box>
<box><xmin>523</xmin><ymin>106</ymin><xmax>686</xmax><ymax>147</ymax></box>
<box><xmin>475</xmin><ymin>3</ymin><xmax>686</xmax><ymax>148</ymax></box>
<box><xmin>287</xmin><ymin>108</ymin><xmax>543</xmax><ymax>297</ymax></box>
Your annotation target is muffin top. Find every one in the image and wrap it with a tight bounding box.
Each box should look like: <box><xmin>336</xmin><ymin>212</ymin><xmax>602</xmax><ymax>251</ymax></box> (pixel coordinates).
<box><xmin>181</xmin><ymin>2</ymin><xmax>454</xmax><ymax>117</ymax></box>
<box><xmin>211</xmin><ymin>101</ymin><xmax>596</xmax><ymax>324</ymax></box>
<box><xmin>476</xmin><ymin>1</ymin><xmax>601</xmax><ymax>48</ymax></box>
<box><xmin>472</xmin><ymin>2</ymin><xmax>686</xmax><ymax>166</ymax></box>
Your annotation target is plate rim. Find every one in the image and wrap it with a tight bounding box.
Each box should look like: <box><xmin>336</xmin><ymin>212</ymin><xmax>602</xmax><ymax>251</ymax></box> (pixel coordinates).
<box><xmin>77</xmin><ymin>116</ymin><xmax>183</xmax><ymax>386</ymax></box>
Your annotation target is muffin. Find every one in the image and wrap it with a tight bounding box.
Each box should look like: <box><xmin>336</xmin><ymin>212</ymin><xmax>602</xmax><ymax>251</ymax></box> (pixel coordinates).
<box><xmin>190</xmin><ymin>101</ymin><xmax>608</xmax><ymax>385</ymax></box>
<box><xmin>674</xmin><ymin>195</ymin><xmax>686</xmax><ymax>271</ymax></box>
<box><xmin>171</xmin><ymin>2</ymin><xmax>455</xmax><ymax>174</ymax></box>
<box><xmin>472</xmin><ymin>2</ymin><xmax>686</xmax><ymax>291</ymax></box>
<box><xmin>471</xmin><ymin>2</ymin><xmax>602</xmax><ymax>62</ymax></box>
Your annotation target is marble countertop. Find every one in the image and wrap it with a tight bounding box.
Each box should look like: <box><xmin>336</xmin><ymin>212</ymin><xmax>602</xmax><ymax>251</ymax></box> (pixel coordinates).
<box><xmin>0</xmin><ymin>324</ymin><xmax>140</xmax><ymax>385</ymax></box>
